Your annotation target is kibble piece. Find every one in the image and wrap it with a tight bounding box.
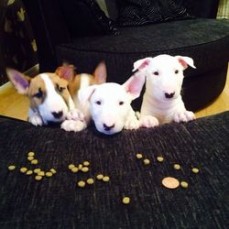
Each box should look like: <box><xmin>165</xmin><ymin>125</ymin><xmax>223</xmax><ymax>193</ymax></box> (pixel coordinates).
<box><xmin>96</xmin><ymin>174</ymin><xmax>104</xmax><ymax>180</ymax></box>
<box><xmin>192</xmin><ymin>167</ymin><xmax>199</xmax><ymax>174</ymax></box>
<box><xmin>86</xmin><ymin>178</ymin><xmax>94</xmax><ymax>185</ymax></box>
<box><xmin>34</xmin><ymin>168</ymin><xmax>41</xmax><ymax>174</ymax></box>
<box><xmin>162</xmin><ymin>177</ymin><xmax>180</xmax><ymax>189</ymax></box>
<box><xmin>157</xmin><ymin>156</ymin><xmax>164</xmax><ymax>162</ymax></box>
<box><xmin>38</xmin><ymin>171</ymin><xmax>45</xmax><ymax>176</ymax></box>
<box><xmin>50</xmin><ymin>168</ymin><xmax>56</xmax><ymax>174</ymax></box>
<box><xmin>27</xmin><ymin>156</ymin><xmax>34</xmax><ymax>161</ymax></box>
<box><xmin>81</xmin><ymin>167</ymin><xmax>89</xmax><ymax>173</ymax></box>
<box><xmin>71</xmin><ymin>167</ymin><xmax>79</xmax><ymax>173</ymax></box>
<box><xmin>35</xmin><ymin>175</ymin><xmax>43</xmax><ymax>181</ymax></box>
<box><xmin>28</xmin><ymin>152</ymin><xmax>35</xmax><ymax>157</ymax></box>
<box><xmin>45</xmin><ymin>172</ymin><xmax>53</xmax><ymax>177</ymax></box>
<box><xmin>26</xmin><ymin>170</ymin><xmax>33</xmax><ymax>175</ymax></box>
<box><xmin>8</xmin><ymin>165</ymin><xmax>16</xmax><ymax>171</ymax></box>
<box><xmin>122</xmin><ymin>197</ymin><xmax>131</xmax><ymax>204</ymax></box>
<box><xmin>102</xmin><ymin>176</ymin><xmax>110</xmax><ymax>182</ymax></box>
<box><xmin>143</xmin><ymin>158</ymin><xmax>150</xmax><ymax>165</ymax></box>
<box><xmin>20</xmin><ymin>167</ymin><xmax>28</xmax><ymax>173</ymax></box>
<box><xmin>173</xmin><ymin>164</ymin><xmax>181</xmax><ymax>170</ymax></box>
<box><xmin>31</xmin><ymin>159</ymin><xmax>38</xmax><ymax>165</ymax></box>
<box><xmin>180</xmin><ymin>181</ymin><xmax>189</xmax><ymax>188</ymax></box>
<box><xmin>83</xmin><ymin>161</ymin><xmax>90</xmax><ymax>166</ymax></box>
<box><xmin>68</xmin><ymin>164</ymin><xmax>75</xmax><ymax>170</ymax></box>
<box><xmin>136</xmin><ymin>153</ymin><xmax>143</xmax><ymax>159</ymax></box>
<box><xmin>77</xmin><ymin>180</ymin><xmax>86</xmax><ymax>188</ymax></box>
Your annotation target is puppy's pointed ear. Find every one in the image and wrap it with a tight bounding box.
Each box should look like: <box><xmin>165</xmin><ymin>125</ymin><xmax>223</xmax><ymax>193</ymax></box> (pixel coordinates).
<box><xmin>55</xmin><ymin>64</ymin><xmax>75</xmax><ymax>81</ymax></box>
<box><xmin>175</xmin><ymin>56</ymin><xmax>196</xmax><ymax>69</ymax></box>
<box><xmin>122</xmin><ymin>73</ymin><xmax>145</xmax><ymax>100</ymax></box>
<box><xmin>93</xmin><ymin>61</ymin><xmax>107</xmax><ymax>83</ymax></box>
<box><xmin>132</xmin><ymin>57</ymin><xmax>152</xmax><ymax>72</ymax></box>
<box><xmin>6</xmin><ymin>68</ymin><xmax>30</xmax><ymax>94</ymax></box>
<box><xmin>78</xmin><ymin>85</ymin><xmax>97</xmax><ymax>103</ymax></box>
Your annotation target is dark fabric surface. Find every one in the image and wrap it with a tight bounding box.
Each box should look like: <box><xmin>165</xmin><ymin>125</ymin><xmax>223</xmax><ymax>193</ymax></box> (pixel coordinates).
<box><xmin>105</xmin><ymin>0</ymin><xmax>220</xmax><ymax>21</ymax></box>
<box><xmin>58</xmin><ymin>0</ymin><xmax>118</xmax><ymax>37</ymax></box>
<box><xmin>56</xmin><ymin>18</ymin><xmax>229</xmax><ymax>111</ymax></box>
<box><xmin>0</xmin><ymin>112</ymin><xmax>228</xmax><ymax>228</ymax></box>
<box><xmin>117</xmin><ymin>0</ymin><xmax>190</xmax><ymax>26</ymax></box>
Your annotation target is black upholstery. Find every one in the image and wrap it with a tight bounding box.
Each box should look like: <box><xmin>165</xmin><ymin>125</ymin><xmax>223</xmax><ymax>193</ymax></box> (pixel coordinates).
<box><xmin>22</xmin><ymin>0</ymin><xmax>229</xmax><ymax>111</ymax></box>
<box><xmin>0</xmin><ymin>112</ymin><xmax>228</xmax><ymax>228</ymax></box>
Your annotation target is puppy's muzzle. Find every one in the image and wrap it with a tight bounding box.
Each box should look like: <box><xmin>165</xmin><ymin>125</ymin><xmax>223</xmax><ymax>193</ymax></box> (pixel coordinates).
<box><xmin>165</xmin><ymin>92</ymin><xmax>175</xmax><ymax>99</ymax></box>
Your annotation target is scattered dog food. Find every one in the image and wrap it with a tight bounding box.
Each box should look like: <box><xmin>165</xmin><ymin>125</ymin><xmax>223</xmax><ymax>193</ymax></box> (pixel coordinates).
<box><xmin>102</xmin><ymin>176</ymin><xmax>110</xmax><ymax>182</ymax></box>
<box><xmin>8</xmin><ymin>165</ymin><xmax>16</xmax><ymax>171</ymax></box>
<box><xmin>45</xmin><ymin>172</ymin><xmax>53</xmax><ymax>177</ymax></box>
<box><xmin>143</xmin><ymin>158</ymin><xmax>151</xmax><ymax>165</ymax></box>
<box><xmin>71</xmin><ymin>167</ymin><xmax>79</xmax><ymax>173</ymax></box>
<box><xmin>68</xmin><ymin>164</ymin><xmax>75</xmax><ymax>170</ymax></box>
<box><xmin>96</xmin><ymin>174</ymin><xmax>104</xmax><ymax>180</ymax></box>
<box><xmin>81</xmin><ymin>167</ymin><xmax>89</xmax><ymax>173</ymax></box>
<box><xmin>173</xmin><ymin>164</ymin><xmax>181</xmax><ymax>170</ymax></box>
<box><xmin>28</xmin><ymin>152</ymin><xmax>35</xmax><ymax>157</ymax></box>
<box><xmin>35</xmin><ymin>175</ymin><xmax>43</xmax><ymax>181</ymax></box>
<box><xmin>180</xmin><ymin>181</ymin><xmax>189</xmax><ymax>188</ymax></box>
<box><xmin>20</xmin><ymin>167</ymin><xmax>28</xmax><ymax>173</ymax></box>
<box><xmin>157</xmin><ymin>156</ymin><xmax>164</xmax><ymax>162</ymax></box>
<box><xmin>26</xmin><ymin>170</ymin><xmax>33</xmax><ymax>175</ymax></box>
<box><xmin>122</xmin><ymin>196</ymin><xmax>131</xmax><ymax>205</ymax></box>
<box><xmin>83</xmin><ymin>161</ymin><xmax>90</xmax><ymax>166</ymax></box>
<box><xmin>86</xmin><ymin>178</ymin><xmax>94</xmax><ymax>185</ymax></box>
<box><xmin>192</xmin><ymin>167</ymin><xmax>199</xmax><ymax>174</ymax></box>
<box><xmin>31</xmin><ymin>159</ymin><xmax>38</xmax><ymax>165</ymax></box>
<box><xmin>162</xmin><ymin>177</ymin><xmax>180</xmax><ymax>189</ymax></box>
<box><xmin>8</xmin><ymin>151</ymin><xmax>57</xmax><ymax>182</ymax></box>
<box><xmin>136</xmin><ymin>153</ymin><xmax>143</xmax><ymax>159</ymax></box>
<box><xmin>77</xmin><ymin>180</ymin><xmax>86</xmax><ymax>188</ymax></box>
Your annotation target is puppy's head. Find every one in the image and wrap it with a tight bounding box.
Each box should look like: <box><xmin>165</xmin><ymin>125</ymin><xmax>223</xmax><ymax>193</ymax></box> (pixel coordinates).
<box><xmin>6</xmin><ymin>66</ymin><xmax>75</xmax><ymax>125</ymax></box>
<box><xmin>78</xmin><ymin>75</ymin><xmax>144</xmax><ymax>135</ymax></box>
<box><xmin>133</xmin><ymin>54</ymin><xmax>196</xmax><ymax>101</ymax></box>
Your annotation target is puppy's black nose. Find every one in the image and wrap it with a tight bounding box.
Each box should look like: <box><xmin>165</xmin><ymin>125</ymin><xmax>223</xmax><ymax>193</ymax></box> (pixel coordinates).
<box><xmin>165</xmin><ymin>92</ymin><xmax>175</xmax><ymax>99</ymax></box>
<box><xmin>103</xmin><ymin>123</ymin><xmax>115</xmax><ymax>131</ymax></box>
<box><xmin>52</xmin><ymin>111</ymin><xmax>63</xmax><ymax>119</ymax></box>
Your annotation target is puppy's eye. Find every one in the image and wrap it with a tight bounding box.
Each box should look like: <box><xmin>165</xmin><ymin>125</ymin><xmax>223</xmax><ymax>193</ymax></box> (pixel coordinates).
<box><xmin>95</xmin><ymin>100</ymin><xmax>102</xmax><ymax>105</ymax></box>
<box><xmin>119</xmin><ymin>101</ymin><xmax>124</xmax><ymax>106</ymax></box>
<box><xmin>33</xmin><ymin>88</ymin><xmax>43</xmax><ymax>98</ymax></box>
<box><xmin>153</xmin><ymin>71</ymin><xmax>159</xmax><ymax>76</ymax></box>
<box><xmin>56</xmin><ymin>84</ymin><xmax>65</xmax><ymax>93</ymax></box>
<box><xmin>175</xmin><ymin>70</ymin><xmax>179</xmax><ymax>74</ymax></box>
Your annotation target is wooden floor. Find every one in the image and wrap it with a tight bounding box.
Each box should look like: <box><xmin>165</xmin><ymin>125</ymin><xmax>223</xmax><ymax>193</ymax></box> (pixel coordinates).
<box><xmin>0</xmin><ymin>65</ymin><xmax>229</xmax><ymax>121</ymax></box>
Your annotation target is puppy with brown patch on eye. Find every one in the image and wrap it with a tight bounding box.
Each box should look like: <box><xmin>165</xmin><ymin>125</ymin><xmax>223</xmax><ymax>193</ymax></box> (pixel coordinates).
<box><xmin>6</xmin><ymin>66</ymin><xmax>76</xmax><ymax>126</ymax></box>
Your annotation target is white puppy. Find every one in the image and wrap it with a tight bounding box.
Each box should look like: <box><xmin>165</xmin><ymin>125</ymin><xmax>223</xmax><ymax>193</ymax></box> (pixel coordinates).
<box><xmin>133</xmin><ymin>54</ymin><xmax>196</xmax><ymax>127</ymax></box>
<box><xmin>78</xmin><ymin>74</ymin><xmax>145</xmax><ymax>135</ymax></box>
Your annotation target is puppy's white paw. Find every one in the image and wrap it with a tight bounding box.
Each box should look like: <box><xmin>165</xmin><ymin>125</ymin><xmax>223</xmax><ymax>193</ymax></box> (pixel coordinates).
<box><xmin>66</xmin><ymin>109</ymin><xmax>84</xmax><ymax>121</ymax></box>
<box><xmin>140</xmin><ymin>115</ymin><xmax>159</xmax><ymax>128</ymax></box>
<box><xmin>124</xmin><ymin>118</ymin><xmax>140</xmax><ymax>130</ymax></box>
<box><xmin>29</xmin><ymin>115</ymin><xmax>43</xmax><ymax>126</ymax></box>
<box><xmin>61</xmin><ymin>120</ymin><xmax>87</xmax><ymax>132</ymax></box>
<box><xmin>173</xmin><ymin>110</ymin><xmax>195</xmax><ymax>123</ymax></box>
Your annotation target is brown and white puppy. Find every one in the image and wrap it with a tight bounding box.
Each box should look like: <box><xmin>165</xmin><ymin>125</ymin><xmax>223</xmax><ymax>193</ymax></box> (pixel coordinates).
<box><xmin>60</xmin><ymin>62</ymin><xmax>107</xmax><ymax>132</ymax></box>
<box><xmin>6</xmin><ymin>66</ymin><xmax>75</xmax><ymax>126</ymax></box>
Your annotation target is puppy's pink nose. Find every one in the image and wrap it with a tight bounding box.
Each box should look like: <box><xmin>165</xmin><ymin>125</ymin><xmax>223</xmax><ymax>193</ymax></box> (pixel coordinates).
<box><xmin>103</xmin><ymin>123</ymin><xmax>115</xmax><ymax>131</ymax></box>
<box><xmin>165</xmin><ymin>92</ymin><xmax>175</xmax><ymax>99</ymax></box>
